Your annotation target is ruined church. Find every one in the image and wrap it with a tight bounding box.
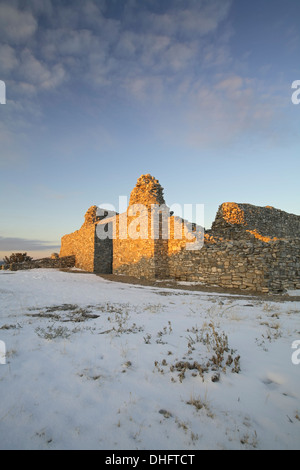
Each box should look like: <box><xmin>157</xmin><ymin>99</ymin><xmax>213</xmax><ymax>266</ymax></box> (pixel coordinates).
<box><xmin>60</xmin><ymin>174</ymin><xmax>300</xmax><ymax>293</ymax></box>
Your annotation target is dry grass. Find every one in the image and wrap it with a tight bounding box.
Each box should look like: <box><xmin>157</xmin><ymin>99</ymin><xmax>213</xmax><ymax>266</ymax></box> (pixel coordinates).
<box><xmin>154</xmin><ymin>321</ymin><xmax>241</xmax><ymax>382</ymax></box>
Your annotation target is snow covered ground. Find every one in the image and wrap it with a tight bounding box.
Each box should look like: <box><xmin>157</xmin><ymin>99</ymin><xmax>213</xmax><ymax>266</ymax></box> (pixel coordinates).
<box><xmin>0</xmin><ymin>268</ymin><xmax>299</xmax><ymax>450</ymax></box>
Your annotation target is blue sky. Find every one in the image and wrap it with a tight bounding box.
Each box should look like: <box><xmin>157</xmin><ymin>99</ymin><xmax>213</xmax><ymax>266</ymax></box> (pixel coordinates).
<box><xmin>0</xmin><ymin>0</ymin><xmax>299</xmax><ymax>259</ymax></box>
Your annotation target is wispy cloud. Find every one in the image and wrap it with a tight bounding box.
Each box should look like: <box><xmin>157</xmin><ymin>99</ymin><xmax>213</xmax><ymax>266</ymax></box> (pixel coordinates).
<box><xmin>0</xmin><ymin>236</ymin><xmax>60</xmax><ymax>252</ymax></box>
<box><xmin>0</xmin><ymin>0</ymin><xmax>292</xmax><ymax>153</ymax></box>
<box><xmin>0</xmin><ymin>3</ymin><xmax>37</xmax><ymax>43</ymax></box>
<box><xmin>154</xmin><ymin>72</ymin><xmax>291</xmax><ymax>149</ymax></box>
<box><xmin>0</xmin><ymin>0</ymin><xmax>233</xmax><ymax>98</ymax></box>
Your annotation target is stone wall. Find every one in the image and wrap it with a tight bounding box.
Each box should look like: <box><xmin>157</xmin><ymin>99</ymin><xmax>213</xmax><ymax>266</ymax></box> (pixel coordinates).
<box><xmin>60</xmin><ymin>174</ymin><xmax>203</xmax><ymax>280</ymax></box>
<box><xmin>60</xmin><ymin>223</ymin><xmax>95</xmax><ymax>272</ymax></box>
<box><xmin>167</xmin><ymin>238</ymin><xmax>300</xmax><ymax>293</ymax></box>
<box><xmin>210</xmin><ymin>202</ymin><xmax>300</xmax><ymax>241</ymax></box>
<box><xmin>112</xmin><ymin>207</ymin><xmax>157</xmax><ymax>279</ymax></box>
<box><xmin>109</xmin><ymin>175</ymin><xmax>167</xmax><ymax>279</ymax></box>
<box><xmin>111</xmin><ymin>208</ymin><xmax>202</xmax><ymax>280</ymax></box>
<box><xmin>129</xmin><ymin>174</ymin><xmax>165</xmax><ymax>207</ymax></box>
<box><xmin>60</xmin><ymin>206</ymin><xmax>116</xmax><ymax>273</ymax></box>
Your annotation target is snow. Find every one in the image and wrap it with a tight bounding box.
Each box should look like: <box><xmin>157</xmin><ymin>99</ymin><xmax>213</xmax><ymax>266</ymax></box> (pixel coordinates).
<box><xmin>0</xmin><ymin>268</ymin><xmax>299</xmax><ymax>450</ymax></box>
<box><xmin>287</xmin><ymin>289</ymin><xmax>300</xmax><ymax>297</ymax></box>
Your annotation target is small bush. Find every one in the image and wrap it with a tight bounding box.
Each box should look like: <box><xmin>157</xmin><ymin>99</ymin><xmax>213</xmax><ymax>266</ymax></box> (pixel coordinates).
<box><xmin>35</xmin><ymin>324</ymin><xmax>72</xmax><ymax>340</ymax></box>
<box><xmin>3</xmin><ymin>252</ymin><xmax>33</xmax><ymax>265</ymax></box>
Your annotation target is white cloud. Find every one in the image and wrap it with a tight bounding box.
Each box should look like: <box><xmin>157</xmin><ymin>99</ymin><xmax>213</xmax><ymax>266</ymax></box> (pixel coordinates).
<box><xmin>163</xmin><ymin>73</ymin><xmax>288</xmax><ymax>149</ymax></box>
<box><xmin>0</xmin><ymin>45</ymin><xmax>19</xmax><ymax>73</ymax></box>
<box><xmin>42</xmin><ymin>63</ymin><xmax>67</xmax><ymax>90</ymax></box>
<box><xmin>122</xmin><ymin>0</ymin><xmax>231</xmax><ymax>38</ymax></box>
<box><xmin>17</xmin><ymin>49</ymin><xmax>67</xmax><ymax>91</ymax></box>
<box><xmin>0</xmin><ymin>0</ymin><xmax>239</xmax><ymax>137</ymax></box>
<box><xmin>172</xmin><ymin>0</ymin><xmax>232</xmax><ymax>37</ymax></box>
<box><xmin>0</xmin><ymin>0</ymin><xmax>234</xmax><ymax>100</ymax></box>
<box><xmin>0</xmin><ymin>236</ymin><xmax>60</xmax><ymax>252</ymax></box>
<box><xmin>215</xmin><ymin>75</ymin><xmax>246</xmax><ymax>101</ymax></box>
<box><xmin>124</xmin><ymin>75</ymin><xmax>164</xmax><ymax>103</ymax></box>
<box><xmin>0</xmin><ymin>3</ymin><xmax>37</xmax><ymax>43</ymax></box>
<box><xmin>19</xmin><ymin>50</ymin><xmax>51</xmax><ymax>86</ymax></box>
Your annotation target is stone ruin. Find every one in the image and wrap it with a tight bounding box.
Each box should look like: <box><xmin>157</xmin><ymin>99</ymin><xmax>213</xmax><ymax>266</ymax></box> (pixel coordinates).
<box><xmin>2</xmin><ymin>255</ymin><xmax>75</xmax><ymax>271</ymax></box>
<box><xmin>59</xmin><ymin>174</ymin><xmax>300</xmax><ymax>293</ymax></box>
<box><xmin>129</xmin><ymin>174</ymin><xmax>165</xmax><ymax>207</ymax></box>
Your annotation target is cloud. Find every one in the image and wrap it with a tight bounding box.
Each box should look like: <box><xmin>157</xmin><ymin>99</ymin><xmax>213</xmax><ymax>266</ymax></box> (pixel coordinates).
<box><xmin>215</xmin><ymin>75</ymin><xmax>244</xmax><ymax>95</ymax></box>
<box><xmin>0</xmin><ymin>45</ymin><xmax>19</xmax><ymax>73</ymax></box>
<box><xmin>153</xmin><ymin>71</ymin><xmax>290</xmax><ymax>150</ymax></box>
<box><xmin>17</xmin><ymin>49</ymin><xmax>67</xmax><ymax>92</ymax></box>
<box><xmin>0</xmin><ymin>0</ymin><xmax>245</xmax><ymax>147</ymax></box>
<box><xmin>0</xmin><ymin>237</ymin><xmax>60</xmax><ymax>252</ymax></box>
<box><xmin>0</xmin><ymin>0</ymin><xmax>234</xmax><ymax>99</ymax></box>
<box><xmin>0</xmin><ymin>0</ymin><xmax>290</xmax><ymax>151</ymax></box>
<box><xmin>122</xmin><ymin>0</ymin><xmax>231</xmax><ymax>38</ymax></box>
<box><xmin>0</xmin><ymin>3</ymin><xmax>37</xmax><ymax>43</ymax></box>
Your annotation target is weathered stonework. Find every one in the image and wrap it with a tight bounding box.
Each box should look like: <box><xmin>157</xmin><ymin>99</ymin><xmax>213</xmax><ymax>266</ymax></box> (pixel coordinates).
<box><xmin>168</xmin><ymin>239</ymin><xmax>300</xmax><ymax>293</ymax></box>
<box><xmin>129</xmin><ymin>174</ymin><xmax>165</xmax><ymax>207</ymax></box>
<box><xmin>60</xmin><ymin>206</ymin><xmax>116</xmax><ymax>273</ymax></box>
<box><xmin>59</xmin><ymin>174</ymin><xmax>300</xmax><ymax>293</ymax></box>
<box><xmin>3</xmin><ymin>255</ymin><xmax>75</xmax><ymax>271</ymax></box>
<box><xmin>210</xmin><ymin>202</ymin><xmax>300</xmax><ymax>241</ymax></box>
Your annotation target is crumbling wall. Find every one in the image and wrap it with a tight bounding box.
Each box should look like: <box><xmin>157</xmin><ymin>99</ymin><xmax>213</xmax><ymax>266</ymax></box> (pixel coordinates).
<box><xmin>210</xmin><ymin>202</ymin><xmax>300</xmax><ymax>240</ymax></box>
<box><xmin>112</xmin><ymin>175</ymin><xmax>168</xmax><ymax>279</ymax></box>
<box><xmin>129</xmin><ymin>174</ymin><xmax>165</xmax><ymax>207</ymax></box>
<box><xmin>5</xmin><ymin>255</ymin><xmax>75</xmax><ymax>271</ymax></box>
<box><xmin>112</xmin><ymin>197</ymin><xmax>202</xmax><ymax>280</ymax></box>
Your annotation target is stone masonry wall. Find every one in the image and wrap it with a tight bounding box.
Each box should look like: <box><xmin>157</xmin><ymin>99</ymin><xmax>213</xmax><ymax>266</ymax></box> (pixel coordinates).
<box><xmin>5</xmin><ymin>255</ymin><xmax>75</xmax><ymax>271</ymax></box>
<box><xmin>60</xmin><ymin>206</ymin><xmax>115</xmax><ymax>273</ymax></box>
<box><xmin>129</xmin><ymin>174</ymin><xmax>165</xmax><ymax>207</ymax></box>
<box><xmin>111</xmin><ymin>205</ymin><xmax>201</xmax><ymax>280</ymax></box>
<box><xmin>167</xmin><ymin>238</ymin><xmax>300</xmax><ymax>293</ymax></box>
<box><xmin>60</xmin><ymin>223</ymin><xmax>95</xmax><ymax>272</ymax></box>
<box><xmin>112</xmin><ymin>210</ymin><xmax>157</xmax><ymax>279</ymax></box>
<box><xmin>210</xmin><ymin>202</ymin><xmax>300</xmax><ymax>241</ymax></box>
<box><xmin>111</xmin><ymin>175</ymin><xmax>167</xmax><ymax>279</ymax></box>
